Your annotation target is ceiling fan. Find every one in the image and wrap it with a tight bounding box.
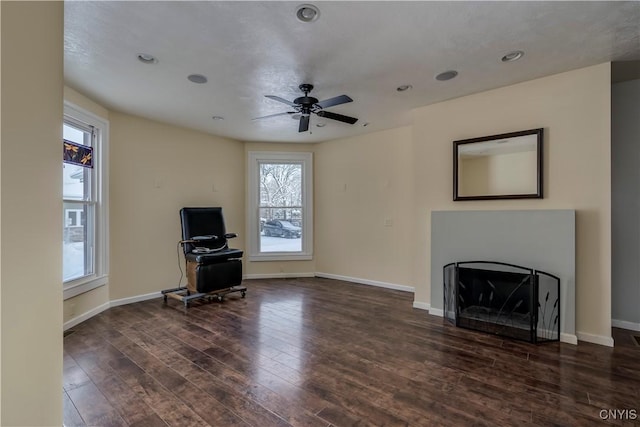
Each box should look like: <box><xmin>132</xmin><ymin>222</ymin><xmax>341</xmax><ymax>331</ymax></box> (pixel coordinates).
<box><xmin>253</xmin><ymin>84</ymin><xmax>358</xmax><ymax>132</ymax></box>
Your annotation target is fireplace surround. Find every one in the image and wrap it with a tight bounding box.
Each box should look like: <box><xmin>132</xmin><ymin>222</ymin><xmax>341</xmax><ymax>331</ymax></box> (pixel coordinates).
<box><xmin>430</xmin><ymin>210</ymin><xmax>575</xmax><ymax>344</ymax></box>
<box><xmin>443</xmin><ymin>261</ymin><xmax>560</xmax><ymax>343</ymax></box>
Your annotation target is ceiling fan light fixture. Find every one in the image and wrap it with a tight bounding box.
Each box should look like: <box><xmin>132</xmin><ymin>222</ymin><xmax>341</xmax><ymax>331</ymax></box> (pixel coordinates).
<box><xmin>435</xmin><ymin>70</ymin><xmax>458</xmax><ymax>81</ymax></box>
<box><xmin>501</xmin><ymin>50</ymin><xmax>524</xmax><ymax>62</ymax></box>
<box><xmin>296</xmin><ymin>4</ymin><xmax>320</xmax><ymax>22</ymax></box>
<box><xmin>187</xmin><ymin>74</ymin><xmax>208</xmax><ymax>84</ymax></box>
<box><xmin>137</xmin><ymin>53</ymin><xmax>157</xmax><ymax>64</ymax></box>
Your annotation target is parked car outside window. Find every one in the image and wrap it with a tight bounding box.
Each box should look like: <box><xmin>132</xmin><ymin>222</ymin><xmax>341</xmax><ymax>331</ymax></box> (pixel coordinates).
<box><xmin>263</xmin><ymin>220</ymin><xmax>302</xmax><ymax>238</ymax></box>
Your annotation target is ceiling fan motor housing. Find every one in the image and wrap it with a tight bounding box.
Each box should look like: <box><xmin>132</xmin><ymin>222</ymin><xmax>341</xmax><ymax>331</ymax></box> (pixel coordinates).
<box><xmin>293</xmin><ymin>96</ymin><xmax>319</xmax><ymax>113</ymax></box>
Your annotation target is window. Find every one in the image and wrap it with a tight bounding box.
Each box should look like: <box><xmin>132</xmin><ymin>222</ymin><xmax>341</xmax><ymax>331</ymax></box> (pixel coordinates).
<box><xmin>248</xmin><ymin>152</ymin><xmax>313</xmax><ymax>261</ymax></box>
<box><xmin>63</xmin><ymin>102</ymin><xmax>109</xmax><ymax>299</ymax></box>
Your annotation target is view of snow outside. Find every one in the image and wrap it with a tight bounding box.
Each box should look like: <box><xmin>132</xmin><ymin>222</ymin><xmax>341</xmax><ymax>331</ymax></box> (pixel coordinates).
<box><xmin>259</xmin><ymin>162</ymin><xmax>303</xmax><ymax>252</ymax></box>
<box><xmin>64</xmin><ymin>242</ymin><xmax>86</xmax><ymax>281</ymax></box>
<box><xmin>260</xmin><ymin>234</ymin><xmax>301</xmax><ymax>252</ymax></box>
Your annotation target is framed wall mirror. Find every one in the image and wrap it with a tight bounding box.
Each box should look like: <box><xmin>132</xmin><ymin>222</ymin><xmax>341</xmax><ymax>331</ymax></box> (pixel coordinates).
<box><xmin>453</xmin><ymin>128</ymin><xmax>543</xmax><ymax>201</ymax></box>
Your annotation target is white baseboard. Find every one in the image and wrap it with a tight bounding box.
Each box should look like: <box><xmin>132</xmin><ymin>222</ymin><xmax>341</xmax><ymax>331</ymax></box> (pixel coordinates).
<box><xmin>576</xmin><ymin>331</ymin><xmax>614</xmax><ymax>347</ymax></box>
<box><xmin>110</xmin><ymin>291</ymin><xmax>162</xmax><ymax>308</ymax></box>
<box><xmin>64</xmin><ymin>292</ymin><xmax>161</xmax><ymax>331</ymax></box>
<box><xmin>430</xmin><ymin>308</ymin><xmax>444</xmax><ymax>317</ymax></box>
<box><xmin>560</xmin><ymin>333</ymin><xmax>578</xmax><ymax>345</ymax></box>
<box><xmin>64</xmin><ymin>302</ymin><xmax>110</xmax><ymax>331</ymax></box>
<box><xmin>244</xmin><ymin>272</ymin><xmax>315</xmax><ymax>280</ymax></box>
<box><xmin>315</xmin><ymin>272</ymin><xmax>414</xmax><ymax>293</ymax></box>
<box><xmin>412</xmin><ymin>301</ymin><xmax>431</xmax><ymax>311</ymax></box>
<box><xmin>612</xmin><ymin>319</ymin><xmax>640</xmax><ymax>332</ymax></box>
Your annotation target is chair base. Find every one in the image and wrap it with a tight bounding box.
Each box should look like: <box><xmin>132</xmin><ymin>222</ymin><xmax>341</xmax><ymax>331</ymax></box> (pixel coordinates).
<box><xmin>186</xmin><ymin>259</ymin><xmax>242</xmax><ymax>294</ymax></box>
<box><xmin>161</xmin><ymin>285</ymin><xmax>247</xmax><ymax>308</ymax></box>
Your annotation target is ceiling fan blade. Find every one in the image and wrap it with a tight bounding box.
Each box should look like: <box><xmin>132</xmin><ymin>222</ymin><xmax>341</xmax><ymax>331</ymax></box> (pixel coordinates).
<box><xmin>315</xmin><ymin>95</ymin><xmax>353</xmax><ymax>109</ymax></box>
<box><xmin>316</xmin><ymin>110</ymin><xmax>358</xmax><ymax>125</ymax></box>
<box><xmin>265</xmin><ymin>95</ymin><xmax>297</xmax><ymax>107</ymax></box>
<box><xmin>298</xmin><ymin>115</ymin><xmax>310</xmax><ymax>132</ymax></box>
<box><xmin>252</xmin><ymin>111</ymin><xmax>295</xmax><ymax>120</ymax></box>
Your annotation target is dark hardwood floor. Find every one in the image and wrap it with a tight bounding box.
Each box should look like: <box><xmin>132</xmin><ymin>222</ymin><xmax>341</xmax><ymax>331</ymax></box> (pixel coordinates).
<box><xmin>63</xmin><ymin>277</ymin><xmax>640</xmax><ymax>426</ymax></box>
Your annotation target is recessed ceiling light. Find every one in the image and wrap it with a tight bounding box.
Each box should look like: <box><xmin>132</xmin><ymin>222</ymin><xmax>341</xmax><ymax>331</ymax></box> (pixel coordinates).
<box><xmin>435</xmin><ymin>70</ymin><xmax>458</xmax><ymax>81</ymax></box>
<box><xmin>397</xmin><ymin>85</ymin><xmax>413</xmax><ymax>92</ymax></box>
<box><xmin>502</xmin><ymin>50</ymin><xmax>524</xmax><ymax>62</ymax></box>
<box><xmin>187</xmin><ymin>74</ymin><xmax>208</xmax><ymax>84</ymax></box>
<box><xmin>137</xmin><ymin>53</ymin><xmax>157</xmax><ymax>64</ymax></box>
<box><xmin>296</xmin><ymin>4</ymin><xmax>320</xmax><ymax>22</ymax></box>
<box><xmin>211</xmin><ymin>116</ymin><xmax>224</xmax><ymax>121</ymax></box>
<box><xmin>316</xmin><ymin>122</ymin><xmax>326</xmax><ymax>127</ymax></box>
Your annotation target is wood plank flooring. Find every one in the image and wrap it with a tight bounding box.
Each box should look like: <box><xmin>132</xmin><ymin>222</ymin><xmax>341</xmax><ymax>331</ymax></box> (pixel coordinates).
<box><xmin>63</xmin><ymin>277</ymin><xmax>640</xmax><ymax>426</ymax></box>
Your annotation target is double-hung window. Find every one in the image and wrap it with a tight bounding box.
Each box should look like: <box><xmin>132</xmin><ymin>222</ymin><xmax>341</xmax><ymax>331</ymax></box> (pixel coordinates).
<box><xmin>63</xmin><ymin>102</ymin><xmax>108</xmax><ymax>299</ymax></box>
<box><xmin>248</xmin><ymin>152</ymin><xmax>313</xmax><ymax>261</ymax></box>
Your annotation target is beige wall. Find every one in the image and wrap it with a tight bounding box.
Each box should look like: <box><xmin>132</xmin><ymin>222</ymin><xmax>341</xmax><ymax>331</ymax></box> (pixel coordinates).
<box><xmin>1</xmin><ymin>2</ymin><xmax>63</xmax><ymax>425</ymax></box>
<box><xmin>1</xmin><ymin>4</ymin><xmax>3</xmax><ymax>420</ymax></box>
<box><xmin>314</xmin><ymin>127</ymin><xmax>414</xmax><ymax>287</ymax></box>
<box><xmin>109</xmin><ymin>112</ymin><xmax>245</xmax><ymax>300</ymax></box>
<box><xmin>412</xmin><ymin>63</ymin><xmax>611</xmax><ymax>340</ymax></box>
<box><xmin>459</xmin><ymin>150</ymin><xmax>537</xmax><ymax>196</ymax></box>
<box><xmin>459</xmin><ymin>156</ymin><xmax>490</xmax><ymax>196</ymax></box>
<box><xmin>63</xmin><ymin>285</ymin><xmax>109</xmax><ymax>324</ymax></box>
<box><xmin>488</xmin><ymin>150</ymin><xmax>537</xmax><ymax>194</ymax></box>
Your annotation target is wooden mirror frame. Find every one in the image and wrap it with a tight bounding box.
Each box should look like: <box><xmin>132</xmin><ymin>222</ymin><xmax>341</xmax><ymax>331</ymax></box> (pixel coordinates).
<box><xmin>453</xmin><ymin>128</ymin><xmax>543</xmax><ymax>201</ymax></box>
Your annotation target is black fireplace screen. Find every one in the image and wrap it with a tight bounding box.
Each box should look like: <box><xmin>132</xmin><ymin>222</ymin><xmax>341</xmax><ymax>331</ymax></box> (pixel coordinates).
<box><xmin>443</xmin><ymin>261</ymin><xmax>560</xmax><ymax>343</ymax></box>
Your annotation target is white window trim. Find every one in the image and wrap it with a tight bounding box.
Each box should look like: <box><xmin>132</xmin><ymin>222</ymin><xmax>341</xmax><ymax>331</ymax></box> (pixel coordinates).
<box><xmin>63</xmin><ymin>101</ymin><xmax>110</xmax><ymax>300</ymax></box>
<box><xmin>247</xmin><ymin>151</ymin><xmax>313</xmax><ymax>261</ymax></box>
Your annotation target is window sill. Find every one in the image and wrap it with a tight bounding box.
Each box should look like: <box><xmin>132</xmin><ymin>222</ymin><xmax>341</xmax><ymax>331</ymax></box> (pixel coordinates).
<box><xmin>63</xmin><ymin>275</ymin><xmax>108</xmax><ymax>300</ymax></box>
<box><xmin>249</xmin><ymin>253</ymin><xmax>313</xmax><ymax>262</ymax></box>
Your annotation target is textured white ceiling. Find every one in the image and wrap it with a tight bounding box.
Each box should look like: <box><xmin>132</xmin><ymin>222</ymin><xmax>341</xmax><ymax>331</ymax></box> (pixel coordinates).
<box><xmin>64</xmin><ymin>1</ymin><xmax>640</xmax><ymax>143</ymax></box>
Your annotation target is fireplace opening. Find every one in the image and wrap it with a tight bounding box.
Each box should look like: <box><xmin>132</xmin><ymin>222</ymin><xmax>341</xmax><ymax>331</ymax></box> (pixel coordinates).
<box><xmin>443</xmin><ymin>261</ymin><xmax>560</xmax><ymax>343</ymax></box>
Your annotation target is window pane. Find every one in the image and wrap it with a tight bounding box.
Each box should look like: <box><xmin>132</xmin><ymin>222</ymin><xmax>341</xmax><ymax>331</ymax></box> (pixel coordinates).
<box><xmin>259</xmin><ymin>163</ymin><xmax>302</xmax><ymax>207</ymax></box>
<box><xmin>63</xmin><ymin>124</ymin><xmax>88</xmax><ymax>145</ymax></box>
<box><xmin>63</xmin><ymin>163</ymin><xmax>88</xmax><ymax>200</ymax></box>
<box><xmin>259</xmin><ymin>162</ymin><xmax>303</xmax><ymax>253</ymax></box>
<box><xmin>63</xmin><ymin>202</ymin><xmax>94</xmax><ymax>282</ymax></box>
<box><xmin>63</xmin><ymin>121</ymin><xmax>94</xmax><ymax>282</ymax></box>
<box><xmin>260</xmin><ymin>208</ymin><xmax>303</xmax><ymax>252</ymax></box>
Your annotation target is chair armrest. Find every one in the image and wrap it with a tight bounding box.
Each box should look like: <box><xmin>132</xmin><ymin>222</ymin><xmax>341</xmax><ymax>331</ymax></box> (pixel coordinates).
<box><xmin>224</xmin><ymin>233</ymin><xmax>238</xmax><ymax>239</ymax></box>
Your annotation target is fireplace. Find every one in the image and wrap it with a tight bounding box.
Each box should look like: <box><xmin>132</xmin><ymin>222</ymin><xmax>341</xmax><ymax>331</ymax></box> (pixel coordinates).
<box><xmin>443</xmin><ymin>261</ymin><xmax>560</xmax><ymax>343</ymax></box>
